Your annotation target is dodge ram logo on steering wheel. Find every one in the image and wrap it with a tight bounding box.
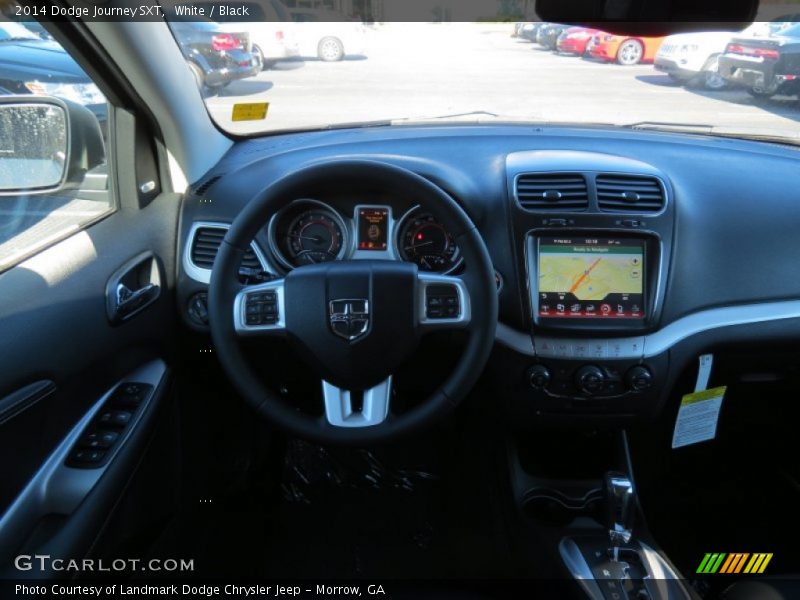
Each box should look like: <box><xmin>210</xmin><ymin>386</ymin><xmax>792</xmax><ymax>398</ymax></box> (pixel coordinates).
<box><xmin>329</xmin><ymin>299</ymin><xmax>370</xmax><ymax>341</ymax></box>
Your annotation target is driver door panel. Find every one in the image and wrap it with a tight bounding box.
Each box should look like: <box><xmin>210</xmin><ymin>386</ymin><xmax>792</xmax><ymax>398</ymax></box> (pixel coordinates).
<box><xmin>0</xmin><ymin>98</ymin><xmax>180</xmax><ymax>567</ymax></box>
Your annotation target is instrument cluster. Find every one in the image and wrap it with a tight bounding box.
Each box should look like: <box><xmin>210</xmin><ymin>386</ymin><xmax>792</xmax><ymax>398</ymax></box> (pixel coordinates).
<box><xmin>267</xmin><ymin>199</ymin><xmax>463</xmax><ymax>274</ymax></box>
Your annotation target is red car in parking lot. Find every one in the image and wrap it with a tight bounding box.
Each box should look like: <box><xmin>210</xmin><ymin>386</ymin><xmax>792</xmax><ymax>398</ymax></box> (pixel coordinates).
<box><xmin>587</xmin><ymin>33</ymin><xmax>666</xmax><ymax>65</ymax></box>
<box><xmin>556</xmin><ymin>27</ymin><xmax>600</xmax><ymax>55</ymax></box>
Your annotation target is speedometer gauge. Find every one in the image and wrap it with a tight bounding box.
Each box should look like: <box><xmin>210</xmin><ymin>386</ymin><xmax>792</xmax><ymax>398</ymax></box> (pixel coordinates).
<box><xmin>398</xmin><ymin>212</ymin><xmax>462</xmax><ymax>273</ymax></box>
<box><xmin>286</xmin><ymin>210</ymin><xmax>344</xmax><ymax>266</ymax></box>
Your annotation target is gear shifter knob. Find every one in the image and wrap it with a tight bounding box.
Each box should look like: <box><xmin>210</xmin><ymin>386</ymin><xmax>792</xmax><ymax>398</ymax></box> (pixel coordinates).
<box><xmin>604</xmin><ymin>471</ymin><xmax>635</xmax><ymax>561</ymax></box>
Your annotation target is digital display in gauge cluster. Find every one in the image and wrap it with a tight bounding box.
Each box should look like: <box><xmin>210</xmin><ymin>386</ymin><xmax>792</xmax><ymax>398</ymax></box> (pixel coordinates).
<box><xmin>357</xmin><ymin>207</ymin><xmax>389</xmax><ymax>251</ymax></box>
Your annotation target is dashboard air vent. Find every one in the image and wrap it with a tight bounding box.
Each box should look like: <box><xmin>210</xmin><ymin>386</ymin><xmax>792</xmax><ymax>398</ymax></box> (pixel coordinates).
<box><xmin>596</xmin><ymin>175</ymin><xmax>665</xmax><ymax>212</ymax></box>
<box><xmin>192</xmin><ymin>175</ymin><xmax>222</xmax><ymax>197</ymax></box>
<box><xmin>515</xmin><ymin>173</ymin><xmax>589</xmax><ymax>211</ymax></box>
<box><xmin>190</xmin><ymin>226</ymin><xmax>267</xmax><ymax>283</ymax></box>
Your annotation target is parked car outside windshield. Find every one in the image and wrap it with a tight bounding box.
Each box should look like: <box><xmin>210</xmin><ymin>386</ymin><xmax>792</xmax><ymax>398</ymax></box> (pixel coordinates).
<box><xmin>163</xmin><ymin>20</ymin><xmax>800</xmax><ymax>143</ymax></box>
<box><xmin>0</xmin><ymin>20</ymin><xmax>106</xmax><ymax>127</ymax></box>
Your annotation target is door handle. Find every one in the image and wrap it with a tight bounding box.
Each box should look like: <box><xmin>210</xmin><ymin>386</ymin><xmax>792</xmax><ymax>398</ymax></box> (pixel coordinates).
<box><xmin>106</xmin><ymin>252</ymin><xmax>162</xmax><ymax>324</ymax></box>
<box><xmin>114</xmin><ymin>282</ymin><xmax>158</xmax><ymax>319</ymax></box>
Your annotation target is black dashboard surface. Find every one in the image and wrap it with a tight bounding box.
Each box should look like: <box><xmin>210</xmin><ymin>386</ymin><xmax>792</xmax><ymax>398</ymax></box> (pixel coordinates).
<box><xmin>179</xmin><ymin>124</ymin><xmax>800</xmax><ymax>333</ymax></box>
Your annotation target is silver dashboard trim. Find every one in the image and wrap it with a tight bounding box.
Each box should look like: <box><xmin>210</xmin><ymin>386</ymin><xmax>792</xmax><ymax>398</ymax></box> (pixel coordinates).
<box><xmin>494</xmin><ymin>300</ymin><xmax>800</xmax><ymax>359</ymax></box>
<box><xmin>495</xmin><ymin>322</ymin><xmax>535</xmax><ymax>355</ymax></box>
<box><xmin>183</xmin><ymin>221</ymin><xmax>272</xmax><ymax>285</ymax></box>
<box><xmin>643</xmin><ymin>300</ymin><xmax>800</xmax><ymax>357</ymax></box>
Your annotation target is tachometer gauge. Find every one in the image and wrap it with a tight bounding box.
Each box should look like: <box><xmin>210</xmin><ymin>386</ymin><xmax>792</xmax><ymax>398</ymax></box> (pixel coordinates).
<box><xmin>398</xmin><ymin>212</ymin><xmax>462</xmax><ymax>273</ymax></box>
<box><xmin>286</xmin><ymin>210</ymin><xmax>344</xmax><ymax>266</ymax></box>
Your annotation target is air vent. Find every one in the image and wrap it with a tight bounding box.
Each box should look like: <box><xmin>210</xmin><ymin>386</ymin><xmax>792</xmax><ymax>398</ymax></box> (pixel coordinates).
<box><xmin>192</xmin><ymin>175</ymin><xmax>221</xmax><ymax>197</ymax></box>
<box><xmin>190</xmin><ymin>226</ymin><xmax>267</xmax><ymax>283</ymax></box>
<box><xmin>596</xmin><ymin>175</ymin><xmax>665</xmax><ymax>212</ymax></box>
<box><xmin>515</xmin><ymin>174</ymin><xmax>589</xmax><ymax>211</ymax></box>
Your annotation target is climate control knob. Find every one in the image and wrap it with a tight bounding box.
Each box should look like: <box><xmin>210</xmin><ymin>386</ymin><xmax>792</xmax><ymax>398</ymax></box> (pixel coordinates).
<box><xmin>625</xmin><ymin>366</ymin><xmax>654</xmax><ymax>392</ymax></box>
<box><xmin>575</xmin><ymin>365</ymin><xmax>606</xmax><ymax>395</ymax></box>
<box><xmin>527</xmin><ymin>364</ymin><xmax>552</xmax><ymax>390</ymax></box>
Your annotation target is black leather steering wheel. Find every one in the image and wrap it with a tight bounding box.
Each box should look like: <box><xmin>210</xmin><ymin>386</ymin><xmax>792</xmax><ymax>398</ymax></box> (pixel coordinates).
<box><xmin>208</xmin><ymin>160</ymin><xmax>497</xmax><ymax>444</ymax></box>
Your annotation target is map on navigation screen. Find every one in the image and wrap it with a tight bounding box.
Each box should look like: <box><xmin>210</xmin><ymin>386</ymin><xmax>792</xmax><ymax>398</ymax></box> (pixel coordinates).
<box><xmin>537</xmin><ymin>237</ymin><xmax>645</xmax><ymax>318</ymax></box>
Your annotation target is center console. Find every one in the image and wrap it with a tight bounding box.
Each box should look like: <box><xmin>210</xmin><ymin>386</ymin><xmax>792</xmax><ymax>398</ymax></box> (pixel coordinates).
<box><xmin>523</xmin><ymin>231</ymin><xmax>668</xmax><ymax>413</ymax></box>
<box><xmin>503</xmin><ymin>150</ymin><xmax>677</xmax><ymax>420</ymax></box>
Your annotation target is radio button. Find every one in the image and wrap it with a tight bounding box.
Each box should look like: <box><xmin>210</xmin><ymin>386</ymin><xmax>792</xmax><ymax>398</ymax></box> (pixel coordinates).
<box><xmin>625</xmin><ymin>366</ymin><xmax>654</xmax><ymax>392</ymax></box>
<box><xmin>589</xmin><ymin>341</ymin><xmax>607</xmax><ymax>358</ymax></box>
<box><xmin>608</xmin><ymin>337</ymin><xmax>645</xmax><ymax>358</ymax></box>
<box><xmin>536</xmin><ymin>338</ymin><xmax>556</xmax><ymax>357</ymax></box>
<box><xmin>575</xmin><ymin>365</ymin><xmax>606</xmax><ymax>395</ymax></box>
<box><xmin>527</xmin><ymin>365</ymin><xmax>552</xmax><ymax>390</ymax></box>
<box><xmin>554</xmin><ymin>342</ymin><xmax>572</xmax><ymax>357</ymax></box>
<box><xmin>608</xmin><ymin>341</ymin><xmax>625</xmax><ymax>358</ymax></box>
<box><xmin>573</xmin><ymin>342</ymin><xmax>589</xmax><ymax>358</ymax></box>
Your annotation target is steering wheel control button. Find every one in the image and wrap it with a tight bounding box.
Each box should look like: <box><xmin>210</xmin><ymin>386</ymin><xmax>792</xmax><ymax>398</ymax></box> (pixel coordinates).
<box><xmin>245</xmin><ymin>291</ymin><xmax>279</xmax><ymax>326</ymax></box>
<box><xmin>425</xmin><ymin>284</ymin><xmax>460</xmax><ymax>319</ymax></box>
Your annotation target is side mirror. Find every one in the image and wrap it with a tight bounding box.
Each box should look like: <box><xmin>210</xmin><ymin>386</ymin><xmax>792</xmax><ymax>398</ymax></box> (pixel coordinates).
<box><xmin>0</xmin><ymin>95</ymin><xmax>105</xmax><ymax>195</ymax></box>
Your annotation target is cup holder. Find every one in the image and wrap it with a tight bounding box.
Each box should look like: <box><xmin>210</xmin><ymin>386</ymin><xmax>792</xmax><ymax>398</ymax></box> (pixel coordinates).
<box><xmin>522</xmin><ymin>487</ymin><xmax>603</xmax><ymax>526</ymax></box>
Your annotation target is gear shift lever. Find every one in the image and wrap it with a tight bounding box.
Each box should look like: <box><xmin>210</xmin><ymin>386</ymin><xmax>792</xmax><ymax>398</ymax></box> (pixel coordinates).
<box><xmin>605</xmin><ymin>471</ymin><xmax>635</xmax><ymax>562</ymax></box>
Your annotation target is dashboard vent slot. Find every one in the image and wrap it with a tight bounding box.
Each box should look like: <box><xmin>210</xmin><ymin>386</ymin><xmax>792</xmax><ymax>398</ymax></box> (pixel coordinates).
<box><xmin>192</xmin><ymin>175</ymin><xmax>222</xmax><ymax>197</ymax></box>
<box><xmin>190</xmin><ymin>227</ymin><xmax>227</xmax><ymax>269</ymax></box>
<box><xmin>190</xmin><ymin>226</ymin><xmax>267</xmax><ymax>283</ymax></box>
<box><xmin>596</xmin><ymin>175</ymin><xmax>665</xmax><ymax>212</ymax></box>
<box><xmin>515</xmin><ymin>173</ymin><xmax>589</xmax><ymax>211</ymax></box>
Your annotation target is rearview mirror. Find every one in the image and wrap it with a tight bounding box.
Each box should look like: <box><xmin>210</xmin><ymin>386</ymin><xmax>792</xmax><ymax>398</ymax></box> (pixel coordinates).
<box><xmin>0</xmin><ymin>96</ymin><xmax>104</xmax><ymax>195</ymax></box>
<box><xmin>536</xmin><ymin>0</ymin><xmax>759</xmax><ymax>35</ymax></box>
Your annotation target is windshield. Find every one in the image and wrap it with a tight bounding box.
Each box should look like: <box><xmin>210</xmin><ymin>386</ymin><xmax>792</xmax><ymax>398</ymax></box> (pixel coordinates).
<box><xmin>778</xmin><ymin>23</ymin><xmax>800</xmax><ymax>37</ymax></box>
<box><xmin>164</xmin><ymin>15</ymin><xmax>800</xmax><ymax>142</ymax></box>
<box><xmin>0</xmin><ymin>21</ymin><xmax>40</xmax><ymax>41</ymax></box>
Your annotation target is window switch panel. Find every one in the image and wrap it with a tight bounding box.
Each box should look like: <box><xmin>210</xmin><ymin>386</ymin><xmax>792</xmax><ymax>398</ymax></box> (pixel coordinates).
<box><xmin>66</xmin><ymin>381</ymin><xmax>152</xmax><ymax>469</ymax></box>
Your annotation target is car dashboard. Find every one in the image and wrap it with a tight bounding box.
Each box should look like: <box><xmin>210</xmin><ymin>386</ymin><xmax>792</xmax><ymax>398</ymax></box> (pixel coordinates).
<box><xmin>176</xmin><ymin>123</ymin><xmax>800</xmax><ymax>424</ymax></box>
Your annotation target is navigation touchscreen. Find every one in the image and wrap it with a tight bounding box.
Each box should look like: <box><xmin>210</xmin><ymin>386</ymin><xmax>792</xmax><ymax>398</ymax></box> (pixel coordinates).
<box><xmin>537</xmin><ymin>237</ymin><xmax>645</xmax><ymax>319</ymax></box>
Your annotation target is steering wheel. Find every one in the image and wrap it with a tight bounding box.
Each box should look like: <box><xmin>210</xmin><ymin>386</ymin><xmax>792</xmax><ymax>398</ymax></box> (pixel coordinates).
<box><xmin>208</xmin><ymin>160</ymin><xmax>497</xmax><ymax>444</ymax></box>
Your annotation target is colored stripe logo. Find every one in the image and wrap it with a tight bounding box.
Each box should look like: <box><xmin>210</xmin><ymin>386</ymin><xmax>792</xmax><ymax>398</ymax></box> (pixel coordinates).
<box><xmin>697</xmin><ymin>553</ymin><xmax>773</xmax><ymax>574</ymax></box>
